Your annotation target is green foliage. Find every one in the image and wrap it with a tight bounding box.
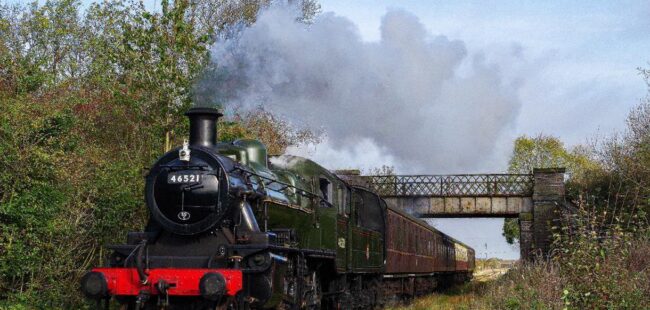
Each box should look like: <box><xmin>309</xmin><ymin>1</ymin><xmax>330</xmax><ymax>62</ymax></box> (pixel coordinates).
<box><xmin>0</xmin><ymin>1</ymin><xmax>320</xmax><ymax>308</ymax></box>
<box><xmin>551</xmin><ymin>211</ymin><xmax>650</xmax><ymax>309</ymax></box>
<box><xmin>503</xmin><ymin>134</ymin><xmax>599</xmax><ymax>244</ymax></box>
<box><xmin>507</xmin><ymin>135</ymin><xmax>571</xmax><ymax>174</ymax></box>
<box><xmin>502</xmin><ymin>218</ymin><xmax>519</xmax><ymax>245</ymax></box>
<box><xmin>476</xmin><ymin>219</ymin><xmax>650</xmax><ymax>310</ymax></box>
<box><xmin>502</xmin><ymin>105</ymin><xmax>650</xmax><ymax>242</ymax></box>
<box><xmin>507</xmin><ymin>134</ymin><xmax>603</xmax><ymax>180</ymax></box>
<box><xmin>0</xmin><ymin>96</ymin><xmax>88</xmax><ymax>308</ymax></box>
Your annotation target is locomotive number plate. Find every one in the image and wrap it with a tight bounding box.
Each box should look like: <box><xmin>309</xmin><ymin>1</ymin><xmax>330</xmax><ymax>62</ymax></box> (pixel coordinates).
<box><xmin>168</xmin><ymin>172</ymin><xmax>202</xmax><ymax>184</ymax></box>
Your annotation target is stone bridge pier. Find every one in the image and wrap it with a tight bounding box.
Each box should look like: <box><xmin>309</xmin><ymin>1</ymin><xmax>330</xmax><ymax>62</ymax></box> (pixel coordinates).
<box><xmin>526</xmin><ymin>168</ymin><xmax>566</xmax><ymax>260</ymax></box>
<box><xmin>336</xmin><ymin>168</ymin><xmax>567</xmax><ymax>261</ymax></box>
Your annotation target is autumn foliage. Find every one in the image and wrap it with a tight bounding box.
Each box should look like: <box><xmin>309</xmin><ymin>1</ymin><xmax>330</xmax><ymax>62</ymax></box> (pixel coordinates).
<box><xmin>0</xmin><ymin>1</ymin><xmax>318</xmax><ymax>307</ymax></box>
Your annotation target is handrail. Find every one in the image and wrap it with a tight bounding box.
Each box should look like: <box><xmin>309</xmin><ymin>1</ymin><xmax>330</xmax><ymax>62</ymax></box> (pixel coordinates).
<box><xmin>366</xmin><ymin>174</ymin><xmax>534</xmax><ymax>197</ymax></box>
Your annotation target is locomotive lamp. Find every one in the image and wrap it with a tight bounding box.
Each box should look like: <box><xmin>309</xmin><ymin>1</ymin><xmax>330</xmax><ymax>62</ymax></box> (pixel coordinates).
<box><xmin>179</xmin><ymin>139</ymin><xmax>191</xmax><ymax>162</ymax></box>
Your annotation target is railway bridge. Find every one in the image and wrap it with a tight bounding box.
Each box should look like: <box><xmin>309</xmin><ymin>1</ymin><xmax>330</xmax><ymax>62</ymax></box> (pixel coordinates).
<box><xmin>336</xmin><ymin>168</ymin><xmax>569</xmax><ymax>261</ymax></box>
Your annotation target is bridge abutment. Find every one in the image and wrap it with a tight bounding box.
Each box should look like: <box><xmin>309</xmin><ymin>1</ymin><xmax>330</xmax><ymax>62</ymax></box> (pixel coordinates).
<box><xmin>528</xmin><ymin>168</ymin><xmax>565</xmax><ymax>260</ymax></box>
<box><xmin>518</xmin><ymin>212</ymin><xmax>534</xmax><ymax>261</ymax></box>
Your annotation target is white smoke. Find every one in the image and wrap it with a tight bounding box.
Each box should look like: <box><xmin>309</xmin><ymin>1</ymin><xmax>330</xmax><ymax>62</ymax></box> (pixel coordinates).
<box><xmin>207</xmin><ymin>7</ymin><xmax>523</xmax><ymax>173</ymax></box>
<box><xmin>283</xmin><ymin>137</ymin><xmax>402</xmax><ymax>173</ymax></box>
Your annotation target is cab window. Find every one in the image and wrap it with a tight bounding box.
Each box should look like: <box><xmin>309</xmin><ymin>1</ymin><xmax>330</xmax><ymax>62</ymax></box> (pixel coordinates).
<box><xmin>352</xmin><ymin>188</ymin><xmax>385</xmax><ymax>233</ymax></box>
<box><xmin>319</xmin><ymin>177</ymin><xmax>332</xmax><ymax>205</ymax></box>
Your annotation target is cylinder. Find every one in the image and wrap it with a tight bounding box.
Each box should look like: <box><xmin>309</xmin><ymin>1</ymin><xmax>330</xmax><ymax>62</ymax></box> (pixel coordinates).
<box><xmin>185</xmin><ymin>107</ymin><xmax>223</xmax><ymax>147</ymax></box>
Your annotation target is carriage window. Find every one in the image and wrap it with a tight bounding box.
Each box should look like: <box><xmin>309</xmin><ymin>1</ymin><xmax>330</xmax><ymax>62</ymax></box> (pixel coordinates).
<box><xmin>319</xmin><ymin>177</ymin><xmax>332</xmax><ymax>204</ymax></box>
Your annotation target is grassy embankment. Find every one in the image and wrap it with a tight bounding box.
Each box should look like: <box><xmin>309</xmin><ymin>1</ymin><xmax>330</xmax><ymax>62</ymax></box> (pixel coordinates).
<box><xmin>386</xmin><ymin>259</ymin><xmax>515</xmax><ymax>310</ymax></box>
<box><xmin>389</xmin><ymin>225</ymin><xmax>650</xmax><ymax>310</ymax></box>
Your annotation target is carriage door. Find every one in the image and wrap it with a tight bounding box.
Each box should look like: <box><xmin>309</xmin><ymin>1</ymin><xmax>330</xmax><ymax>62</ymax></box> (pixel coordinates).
<box><xmin>335</xmin><ymin>185</ymin><xmax>351</xmax><ymax>272</ymax></box>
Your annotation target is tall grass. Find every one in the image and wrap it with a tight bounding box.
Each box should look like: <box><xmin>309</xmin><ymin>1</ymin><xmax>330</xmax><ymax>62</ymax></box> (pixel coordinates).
<box><xmin>392</xmin><ymin>212</ymin><xmax>650</xmax><ymax>310</ymax></box>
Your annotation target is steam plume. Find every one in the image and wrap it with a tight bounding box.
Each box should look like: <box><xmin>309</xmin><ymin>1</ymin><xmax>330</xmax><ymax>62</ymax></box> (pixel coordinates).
<box><xmin>202</xmin><ymin>7</ymin><xmax>522</xmax><ymax>173</ymax></box>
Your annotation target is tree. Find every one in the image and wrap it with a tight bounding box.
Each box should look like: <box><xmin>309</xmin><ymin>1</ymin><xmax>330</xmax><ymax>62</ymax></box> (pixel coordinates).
<box><xmin>594</xmin><ymin>68</ymin><xmax>650</xmax><ymax>222</ymax></box>
<box><xmin>0</xmin><ymin>1</ymin><xmax>321</xmax><ymax>307</ymax></box>
<box><xmin>507</xmin><ymin>134</ymin><xmax>573</xmax><ymax>174</ymax></box>
<box><xmin>503</xmin><ymin>134</ymin><xmax>597</xmax><ymax>244</ymax></box>
<box><xmin>220</xmin><ymin>105</ymin><xmax>320</xmax><ymax>155</ymax></box>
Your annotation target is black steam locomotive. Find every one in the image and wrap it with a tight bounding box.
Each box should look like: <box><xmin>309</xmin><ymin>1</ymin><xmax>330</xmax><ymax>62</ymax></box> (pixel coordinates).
<box><xmin>81</xmin><ymin>107</ymin><xmax>474</xmax><ymax>309</ymax></box>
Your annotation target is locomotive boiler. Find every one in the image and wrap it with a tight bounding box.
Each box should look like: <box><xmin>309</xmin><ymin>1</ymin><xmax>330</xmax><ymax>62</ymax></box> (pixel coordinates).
<box><xmin>81</xmin><ymin>107</ymin><xmax>475</xmax><ymax>309</ymax></box>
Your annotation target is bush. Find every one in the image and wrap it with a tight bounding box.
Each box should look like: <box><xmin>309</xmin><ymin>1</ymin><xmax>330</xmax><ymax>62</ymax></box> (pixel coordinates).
<box><xmin>475</xmin><ymin>214</ymin><xmax>650</xmax><ymax>310</ymax></box>
<box><xmin>0</xmin><ymin>1</ymin><xmax>320</xmax><ymax>308</ymax></box>
<box><xmin>552</xmin><ymin>213</ymin><xmax>649</xmax><ymax>309</ymax></box>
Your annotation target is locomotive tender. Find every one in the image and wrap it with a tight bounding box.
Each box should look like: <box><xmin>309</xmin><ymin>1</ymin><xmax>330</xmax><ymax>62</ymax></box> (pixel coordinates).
<box><xmin>81</xmin><ymin>107</ymin><xmax>475</xmax><ymax>309</ymax></box>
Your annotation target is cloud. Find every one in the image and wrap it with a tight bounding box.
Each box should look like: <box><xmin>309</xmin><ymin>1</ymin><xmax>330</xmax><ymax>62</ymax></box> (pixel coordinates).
<box><xmin>202</xmin><ymin>7</ymin><xmax>524</xmax><ymax>173</ymax></box>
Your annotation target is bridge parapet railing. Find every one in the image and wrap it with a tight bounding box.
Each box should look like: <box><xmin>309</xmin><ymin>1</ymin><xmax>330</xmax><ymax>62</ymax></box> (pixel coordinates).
<box><xmin>367</xmin><ymin>174</ymin><xmax>534</xmax><ymax>197</ymax></box>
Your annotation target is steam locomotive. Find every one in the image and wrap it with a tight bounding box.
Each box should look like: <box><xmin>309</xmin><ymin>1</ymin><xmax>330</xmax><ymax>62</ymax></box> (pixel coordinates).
<box><xmin>81</xmin><ymin>107</ymin><xmax>475</xmax><ymax>309</ymax></box>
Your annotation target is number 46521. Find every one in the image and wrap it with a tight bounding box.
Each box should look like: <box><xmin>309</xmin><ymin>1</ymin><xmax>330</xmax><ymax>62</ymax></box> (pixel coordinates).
<box><xmin>169</xmin><ymin>174</ymin><xmax>200</xmax><ymax>183</ymax></box>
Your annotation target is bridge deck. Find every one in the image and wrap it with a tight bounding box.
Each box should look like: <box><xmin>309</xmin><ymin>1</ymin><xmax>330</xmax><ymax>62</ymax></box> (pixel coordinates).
<box><xmin>382</xmin><ymin>196</ymin><xmax>532</xmax><ymax>217</ymax></box>
<box><xmin>366</xmin><ymin>174</ymin><xmax>534</xmax><ymax>217</ymax></box>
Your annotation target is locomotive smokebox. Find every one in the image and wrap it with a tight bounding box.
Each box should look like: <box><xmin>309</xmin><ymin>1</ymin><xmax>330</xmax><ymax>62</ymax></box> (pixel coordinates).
<box><xmin>185</xmin><ymin>107</ymin><xmax>223</xmax><ymax>147</ymax></box>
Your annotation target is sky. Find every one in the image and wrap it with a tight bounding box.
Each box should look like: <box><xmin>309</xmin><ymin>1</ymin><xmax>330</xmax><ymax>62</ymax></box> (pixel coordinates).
<box><xmin>16</xmin><ymin>0</ymin><xmax>647</xmax><ymax>259</ymax></box>
<box><xmin>316</xmin><ymin>0</ymin><xmax>649</xmax><ymax>260</ymax></box>
<box><xmin>319</xmin><ymin>0</ymin><xmax>650</xmax><ymax>146</ymax></box>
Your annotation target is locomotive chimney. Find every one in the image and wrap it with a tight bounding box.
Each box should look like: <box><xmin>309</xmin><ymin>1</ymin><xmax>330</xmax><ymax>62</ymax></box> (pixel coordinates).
<box><xmin>185</xmin><ymin>107</ymin><xmax>223</xmax><ymax>148</ymax></box>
